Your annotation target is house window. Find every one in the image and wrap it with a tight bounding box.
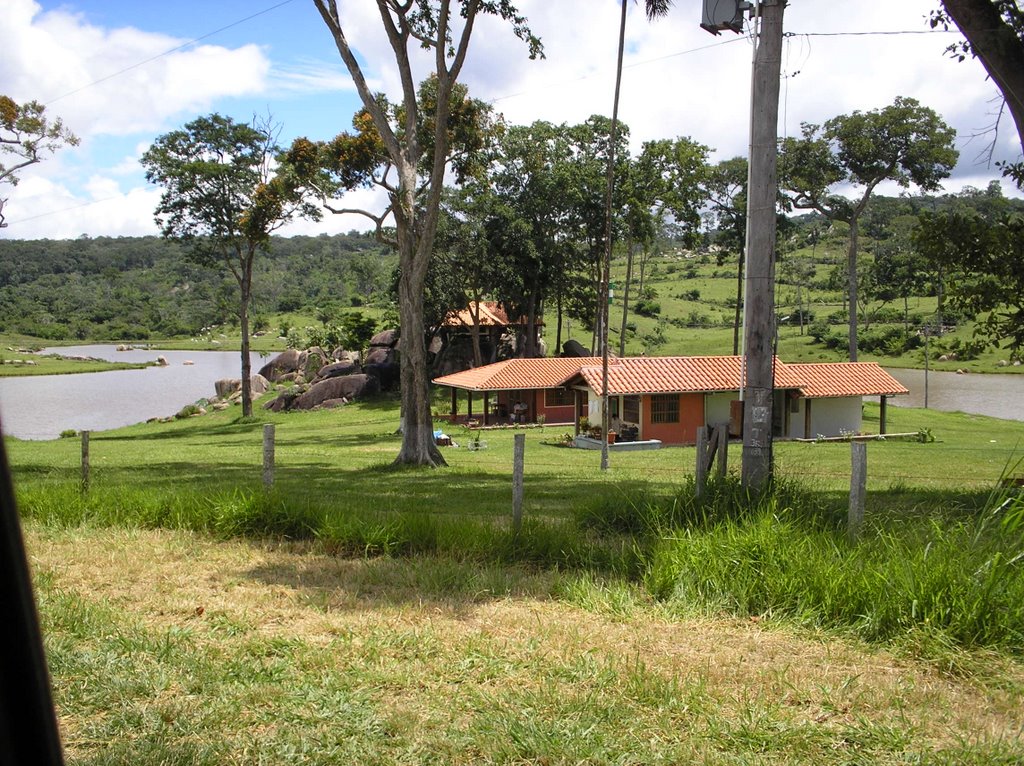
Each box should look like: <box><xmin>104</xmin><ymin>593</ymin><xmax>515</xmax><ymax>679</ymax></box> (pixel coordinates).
<box><xmin>623</xmin><ymin>396</ymin><xmax>641</xmax><ymax>423</ymax></box>
<box><xmin>545</xmin><ymin>387</ymin><xmax>575</xmax><ymax>407</ymax></box>
<box><xmin>650</xmin><ymin>394</ymin><xmax>679</xmax><ymax>424</ymax></box>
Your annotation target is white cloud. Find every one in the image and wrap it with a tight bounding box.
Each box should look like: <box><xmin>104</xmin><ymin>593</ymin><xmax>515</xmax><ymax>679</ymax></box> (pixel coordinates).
<box><xmin>0</xmin><ymin>0</ymin><xmax>272</xmax><ymax>138</ymax></box>
<box><xmin>3</xmin><ymin>177</ymin><xmax>160</xmax><ymax>239</ymax></box>
<box><xmin>3</xmin><ymin>0</ymin><xmax>1022</xmax><ymax>242</ymax></box>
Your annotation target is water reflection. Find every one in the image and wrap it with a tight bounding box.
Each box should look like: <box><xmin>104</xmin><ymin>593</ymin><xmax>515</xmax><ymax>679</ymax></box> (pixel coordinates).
<box><xmin>884</xmin><ymin>367</ymin><xmax>1024</xmax><ymax>422</ymax></box>
<box><xmin>0</xmin><ymin>345</ymin><xmax>268</xmax><ymax>440</ymax></box>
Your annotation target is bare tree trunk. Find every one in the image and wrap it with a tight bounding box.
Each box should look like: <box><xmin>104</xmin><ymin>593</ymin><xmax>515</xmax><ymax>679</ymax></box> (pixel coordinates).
<box><xmin>393</xmin><ymin>175</ymin><xmax>445</xmax><ymax>467</ymax></box>
<box><xmin>395</xmin><ymin>241</ymin><xmax>445</xmax><ymax>467</ymax></box>
<box><xmin>619</xmin><ymin>240</ymin><xmax>635</xmax><ymax>358</ymax></box>
<box><xmin>556</xmin><ymin>292</ymin><xmax>563</xmax><ymax>352</ymax></box>
<box><xmin>847</xmin><ymin>217</ymin><xmax>860</xmax><ymax>361</ymax></box>
<box><xmin>239</xmin><ymin>250</ymin><xmax>254</xmax><ymax>418</ymax></box>
<box><xmin>525</xmin><ymin>291</ymin><xmax>538</xmax><ymax>358</ymax></box>
<box><xmin>469</xmin><ymin>296</ymin><xmax>483</xmax><ymax>367</ymax></box>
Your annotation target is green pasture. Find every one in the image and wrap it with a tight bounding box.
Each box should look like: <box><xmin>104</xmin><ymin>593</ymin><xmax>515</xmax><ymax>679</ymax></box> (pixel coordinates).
<box><xmin>10</xmin><ymin>395</ymin><xmax>1024</xmax><ymax>764</ymax></box>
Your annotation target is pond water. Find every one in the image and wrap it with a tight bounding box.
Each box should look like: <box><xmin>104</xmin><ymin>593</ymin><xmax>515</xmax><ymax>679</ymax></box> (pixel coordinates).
<box><xmin>0</xmin><ymin>345</ymin><xmax>268</xmax><ymax>440</ymax></box>
<box><xmin>884</xmin><ymin>367</ymin><xmax>1024</xmax><ymax>423</ymax></box>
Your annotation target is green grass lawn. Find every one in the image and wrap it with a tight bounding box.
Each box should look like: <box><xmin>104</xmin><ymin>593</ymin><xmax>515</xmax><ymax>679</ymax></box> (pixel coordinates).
<box><xmin>10</xmin><ymin>396</ymin><xmax>1024</xmax><ymax>764</ymax></box>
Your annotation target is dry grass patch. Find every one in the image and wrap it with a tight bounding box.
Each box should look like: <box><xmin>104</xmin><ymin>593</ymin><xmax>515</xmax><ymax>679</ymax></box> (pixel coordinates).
<box><xmin>27</xmin><ymin>525</ymin><xmax>1024</xmax><ymax>765</ymax></box>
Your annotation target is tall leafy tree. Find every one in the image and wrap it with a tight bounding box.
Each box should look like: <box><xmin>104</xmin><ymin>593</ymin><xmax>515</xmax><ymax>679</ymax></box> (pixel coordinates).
<box><xmin>142</xmin><ymin>113</ymin><xmax>318</xmax><ymax>416</ymax></box>
<box><xmin>703</xmin><ymin>156</ymin><xmax>748</xmax><ymax>354</ymax></box>
<box><xmin>779</xmin><ymin>97</ymin><xmax>958</xmax><ymax>360</ymax></box>
<box><xmin>0</xmin><ymin>96</ymin><xmax>78</xmax><ymax>229</ymax></box>
<box><xmin>618</xmin><ymin>136</ymin><xmax>710</xmax><ymax>356</ymax></box>
<box><xmin>308</xmin><ymin>0</ymin><xmax>540</xmax><ymax>467</ymax></box>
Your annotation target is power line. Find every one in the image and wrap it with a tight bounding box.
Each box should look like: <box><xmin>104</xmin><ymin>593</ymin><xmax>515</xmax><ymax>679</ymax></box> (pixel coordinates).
<box><xmin>45</xmin><ymin>0</ymin><xmax>297</xmax><ymax>106</ymax></box>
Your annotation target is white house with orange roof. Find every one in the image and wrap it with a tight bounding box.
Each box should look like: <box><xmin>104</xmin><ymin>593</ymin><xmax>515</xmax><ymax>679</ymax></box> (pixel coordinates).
<box><xmin>432</xmin><ymin>356</ymin><xmax>908</xmax><ymax>444</ymax></box>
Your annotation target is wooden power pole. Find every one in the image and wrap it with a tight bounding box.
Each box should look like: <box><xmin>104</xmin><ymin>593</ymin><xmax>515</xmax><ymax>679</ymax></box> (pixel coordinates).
<box><xmin>741</xmin><ymin>0</ymin><xmax>786</xmax><ymax>490</ymax></box>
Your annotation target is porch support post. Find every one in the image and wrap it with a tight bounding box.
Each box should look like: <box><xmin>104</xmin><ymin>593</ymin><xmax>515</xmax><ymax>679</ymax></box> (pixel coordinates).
<box><xmin>804</xmin><ymin>399</ymin><xmax>812</xmax><ymax>440</ymax></box>
<box><xmin>483</xmin><ymin>392</ymin><xmax>491</xmax><ymax>427</ymax></box>
<box><xmin>450</xmin><ymin>387</ymin><xmax>457</xmax><ymax>420</ymax></box>
<box><xmin>879</xmin><ymin>396</ymin><xmax>888</xmax><ymax>435</ymax></box>
<box><xmin>468</xmin><ymin>391</ymin><xmax>473</xmax><ymax>422</ymax></box>
<box><xmin>574</xmin><ymin>390</ymin><xmax>581</xmax><ymax>436</ymax></box>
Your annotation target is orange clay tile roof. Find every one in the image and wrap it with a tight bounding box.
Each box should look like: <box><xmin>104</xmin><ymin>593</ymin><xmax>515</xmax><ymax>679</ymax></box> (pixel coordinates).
<box><xmin>787</xmin><ymin>362</ymin><xmax>909</xmax><ymax>398</ymax></box>
<box><xmin>432</xmin><ymin>357</ymin><xmax>603</xmax><ymax>391</ymax></box>
<box><xmin>442</xmin><ymin>301</ymin><xmax>542</xmax><ymax>328</ymax></box>
<box><xmin>573</xmin><ymin>356</ymin><xmax>805</xmax><ymax>395</ymax></box>
<box><xmin>433</xmin><ymin>356</ymin><xmax>910</xmax><ymax>399</ymax></box>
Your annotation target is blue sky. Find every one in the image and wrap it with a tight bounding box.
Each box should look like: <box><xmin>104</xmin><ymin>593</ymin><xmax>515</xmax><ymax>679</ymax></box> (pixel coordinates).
<box><xmin>2</xmin><ymin>0</ymin><xmax>1020</xmax><ymax>240</ymax></box>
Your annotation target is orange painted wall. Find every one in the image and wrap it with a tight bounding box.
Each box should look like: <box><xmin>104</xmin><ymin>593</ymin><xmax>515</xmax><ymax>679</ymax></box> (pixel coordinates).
<box><xmin>642</xmin><ymin>393</ymin><xmax>705</xmax><ymax>444</ymax></box>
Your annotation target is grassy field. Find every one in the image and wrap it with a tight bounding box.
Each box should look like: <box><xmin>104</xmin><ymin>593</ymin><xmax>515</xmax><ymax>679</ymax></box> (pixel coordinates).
<box><xmin>9</xmin><ymin>394</ymin><xmax>1024</xmax><ymax>764</ymax></box>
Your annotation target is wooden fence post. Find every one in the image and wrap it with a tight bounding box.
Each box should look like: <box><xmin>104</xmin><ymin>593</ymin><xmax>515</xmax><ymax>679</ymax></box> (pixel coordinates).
<box><xmin>512</xmin><ymin>433</ymin><xmax>525</xmax><ymax>532</ymax></box>
<box><xmin>263</xmin><ymin>424</ymin><xmax>275</xmax><ymax>489</ymax></box>
<box><xmin>849</xmin><ymin>441</ymin><xmax>867</xmax><ymax>541</ymax></box>
<box><xmin>715</xmin><ymin>424</ymin><xmax>728</xmax><ymax>479</ymax></box>
<box><xmin>695</xmin><ymin>426</ymin><xmax>709</xmax><ymax>498</ymax></box>
<box><xmin>80</xmin><ymin>430</ymin><xmax>90</xmax><ymax>493</ymax></box>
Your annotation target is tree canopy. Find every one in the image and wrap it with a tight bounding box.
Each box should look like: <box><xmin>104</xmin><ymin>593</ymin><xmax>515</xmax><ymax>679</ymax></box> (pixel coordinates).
<box><xmin>780</xmin><ymin>96</ymin><xmax>958</xmax><ymax>360</ymax></box>
<box><xmin>142</xmin><ymin>113</ymin><xmax>318</xmax><ymax>415</ymax></box>
<box><xmin>0</xmin><ymin>96</ymin><xmax>78</xmax><ymax>229</ymax></box>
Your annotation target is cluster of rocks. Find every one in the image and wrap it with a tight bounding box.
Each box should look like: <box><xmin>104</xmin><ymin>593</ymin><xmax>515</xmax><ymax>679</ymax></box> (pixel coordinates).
<box><xmin>258</xmin><ymin>330</ymin><xmax>400</xmax><ymax>413</ymax></box>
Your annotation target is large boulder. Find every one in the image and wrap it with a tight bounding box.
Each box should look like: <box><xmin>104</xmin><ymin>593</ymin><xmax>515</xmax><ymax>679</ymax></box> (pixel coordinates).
<box><xmin>364</xmin><ymin>346</ymin><xmax>396</xmax><ymax>367</ymax></box>
<box><xmin>292</xmin><ymin>374</ymin><xmax>379</xmax><ymax>410</ymax></box>
<box><xmin>258</xmin><ymin>348</ymin><xmax>301</xmax><ymax>382</ymax></box>
<box><xmin>214</xmin><ymin>374</ymin><xmax>270</xmax><ymax>399</ymax></box>
<box><xmin>332</xmin><ymin>348</ymin><xmax>360</xmax><ymax>365</ymax></box>
<box><xmin>311</xmin><ymin>360</ymin><xmax>360</xmax><ymax>384</ymax></box>
<box><xmin>299</xmin><ymin>347</ymin><xmax>330</xmax><ymax>381</ymax></box>
<box><xmin>364</xmin><ymin>362</ymin><xmax>400</xmax><ymax>392</ymax></box>
<box><xmin>562</xmin><ymin>339</ymin><xmax>589</xmax><ymax>357</ymax></box>
<box><xmin>263</xmin><ymin>387</ymin><xmax>305</xmax><ymax>412</ymax></box>
<box><xmin>369</xmin><ymin>329</ymin><xmax>399</xmax><ymax>348</ymax></box>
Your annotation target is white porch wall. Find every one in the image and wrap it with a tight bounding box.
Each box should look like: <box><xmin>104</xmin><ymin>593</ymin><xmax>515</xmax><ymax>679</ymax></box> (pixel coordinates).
<box><xmin>806</xmin><ymin>397</ymin><xmax>863</xmax><ymax>438</ymax></box>
<box><xmin>705</xmin><ymin>392</ymin><xmax>734</xmax><ymax>427</ymax></box>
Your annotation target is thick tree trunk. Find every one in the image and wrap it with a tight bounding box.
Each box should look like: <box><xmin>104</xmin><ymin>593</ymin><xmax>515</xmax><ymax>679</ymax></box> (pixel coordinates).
<box><xmin>941</xmin><ymin>0</ymin><xmax>1024</xmax><ymax>156</ymax></box>
<box><xmin>847</xmin><ymin>217</ymin><xmax>860</xmax><ymax>361</ymax></box>
<box><xmin>524</xmin><ymin>291</ymin><xmax>538</xmax><ymax>358</ymax></box>
<box><xmin>393</xmin><ymin>169</ymin><xmax>445</xmax><ymax>467</ymax></box>
<box><xmin>395</xmin><ymin>241</ymin><xmax>445</xmax><ymax>467</ymax></box>
<box><xmin>239</xmin><ymin>255</ymin><xmax>253</xmax><ymax>418</ymax></box>
<box><xmin>469</xmin><ymin>297</ymin><xmax>483</xmax><ymax>367</ymax></box>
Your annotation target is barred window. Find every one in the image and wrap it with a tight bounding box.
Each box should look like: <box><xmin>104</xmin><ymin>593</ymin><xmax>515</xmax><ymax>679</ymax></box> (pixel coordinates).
<box><xmin>650</xmin><ymin>394</ymin><xmax>679</xmax><ymax>424</ymax></box>
<box><xmin>545</xmin><ymin>387</ymin><xmax>575</xmax><ymax>407</ymax></box>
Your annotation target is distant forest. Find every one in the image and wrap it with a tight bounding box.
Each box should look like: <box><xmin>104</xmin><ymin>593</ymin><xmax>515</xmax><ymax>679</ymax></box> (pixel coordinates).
<box><xmin>0</xmin><ymin>231</ymin><xmax>394</xmax><ymax>340</ymax></box>
<box><xmin>1</xmin><ymin>187</ymin><xmax>1022</xmax><ymax>345</ymax></box>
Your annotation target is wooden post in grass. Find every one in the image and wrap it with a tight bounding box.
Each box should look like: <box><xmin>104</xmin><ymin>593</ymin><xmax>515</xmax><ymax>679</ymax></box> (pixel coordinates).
<box><xmin>696</xmin><ymin>426</ymin><xmax>709</xmax><ymax>498</ymax></box>
<box><xmin>512</xmin><ymin>433</ymin><xmax>525</xmax><ymax>532</ymax></box>
<box><xmin>715</xmin><ymin>424</ymin><xmax>729</xmax><ymax>479</ymax></box>
<box><xmin>849</xmin><ymin>441</ymin><xmax>867</xmax><ymax>541</ymax></box>
<box><xmin>80</xmin><ymin>430</ymin><xmax>90</xmax><ymax>493</ymax></box>
<box><xmin>262</xmin><ymin>424</ymin><xmax>275</xmax><ymax>489</ymax></box>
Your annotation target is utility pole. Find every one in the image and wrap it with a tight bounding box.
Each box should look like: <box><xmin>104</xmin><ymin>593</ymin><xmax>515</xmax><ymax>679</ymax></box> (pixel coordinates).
<box><xmin>741</xmin><ymin>0</ymin><xmax>786</xmax><ymax>490</ymax></box>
